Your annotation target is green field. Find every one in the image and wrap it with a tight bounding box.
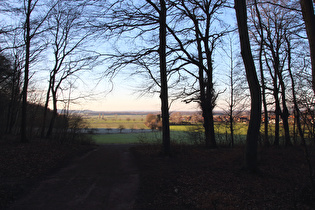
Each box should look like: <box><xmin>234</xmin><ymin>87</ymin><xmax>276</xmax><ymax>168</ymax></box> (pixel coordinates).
<box><xmin>90</xmin><ymin>130</ymin><xmax>191</xmax><ymax>144</ymax></box>
<box><xmin>84</xmin><ymin>115</ymin><xmax>147</xmax><ymax>129</ymax></box>
<box><xmin>83</xmin><ymin>115</ymin><xmax>250</xmax><ymax>144</ymax></box>
<box><xmin>84</xmin><ymin>114</ymin><xmax>313</xmax><ymax>145</ymax></box>
<box><xmin>89</xmin><ymin>123</ymin><xmax>248</xmax><ymax>145</ymax></box>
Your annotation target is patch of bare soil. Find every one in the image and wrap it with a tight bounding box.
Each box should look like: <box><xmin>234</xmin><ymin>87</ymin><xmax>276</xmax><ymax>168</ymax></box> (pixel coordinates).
<box><xmin>132</xmin><ymin>144</ymin><xmax>315</xmax><ymax>209</ymax></box>
<box><xmin>0</xmin><ymin>137</ymin><xmax>95</xmax><ymax>209</ymax></box>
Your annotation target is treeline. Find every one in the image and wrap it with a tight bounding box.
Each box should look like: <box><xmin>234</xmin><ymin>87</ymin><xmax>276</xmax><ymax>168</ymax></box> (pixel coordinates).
<box><xmin>0</xmin><ymin>1</ymin><xmax>101</xmax><ymax>142</ymax></box>
<box><xmin>0</xmin><ymin>53</ymin><xmax>89</xmax><ymax>142</ymax></box>
<box><xmin>0</xmin><ymin>55</ymin><xmax>87</xmax><ymax>141</ymax></box>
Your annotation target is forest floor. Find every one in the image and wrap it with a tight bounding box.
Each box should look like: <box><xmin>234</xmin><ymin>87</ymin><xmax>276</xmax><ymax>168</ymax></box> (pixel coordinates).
<box><xmin>1</xmin><ymin>136</ymin><xmax>315</xmax><ymax>209</ymax></box>
<box><xmin>0</xmin><ymin>136</ymin><xmax>95</xmax><ymax>209</ymax></box>
<box><xmin>132</xmin><ymin>144</ymin><xmax>315</xmax><ymax>209</ymax></box>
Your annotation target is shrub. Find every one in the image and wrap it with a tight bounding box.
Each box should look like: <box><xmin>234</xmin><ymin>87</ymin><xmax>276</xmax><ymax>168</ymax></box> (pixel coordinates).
<box><xmin>185</xmin><ymin>124</ymin><xmax>205</xmax><ymax>145</ymax></box>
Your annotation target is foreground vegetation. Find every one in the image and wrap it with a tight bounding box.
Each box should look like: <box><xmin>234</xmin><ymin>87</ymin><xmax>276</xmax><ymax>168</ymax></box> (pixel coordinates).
<box><xmin>132</xmin><ymin>144</ymin><xmax>315</xmax><ymax>209</ymax></box>
<box><xmin>1</xmin><ymin>115</ymin><xmax>314</xmax><ymax>209</ymax></box>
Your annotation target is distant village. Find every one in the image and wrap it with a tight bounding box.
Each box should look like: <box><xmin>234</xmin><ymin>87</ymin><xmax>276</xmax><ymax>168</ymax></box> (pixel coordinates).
<box><xmin>79</xmin><ymin>110</ymin><xmax>303</xmax><ymax>125</ymax></box>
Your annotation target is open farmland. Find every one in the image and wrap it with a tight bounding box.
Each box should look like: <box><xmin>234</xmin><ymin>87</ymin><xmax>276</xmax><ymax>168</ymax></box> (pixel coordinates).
<box><xmin>84</xmin><ymin>114</ymin><xmax>148</xmax><ymax>129</ymax></box>
<box><xmin>82</xmin><ymin>112</ymin><xmax>250</xmax><ymax>145</ymax></box>
<box><xmin>83</xmin><ymin>112</ymin><xmax>310</xmax><ymax>146</ymax></box>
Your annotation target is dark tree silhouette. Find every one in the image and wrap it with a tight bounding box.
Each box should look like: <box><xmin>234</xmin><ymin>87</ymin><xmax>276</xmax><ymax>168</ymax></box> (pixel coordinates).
<box><xmin>235</xmin><ymin>0</ymin><xmax>262</xmax><ymax>172</ymax></box>
<box><xmin>300</xmin><ymin>0</ymin><xmax>315</xmax><ymax>94</ymax></box>
<box><xmin>166</xmin><ymin>0</ymin><xmax>228</xmax><ymax>148</ymax></box>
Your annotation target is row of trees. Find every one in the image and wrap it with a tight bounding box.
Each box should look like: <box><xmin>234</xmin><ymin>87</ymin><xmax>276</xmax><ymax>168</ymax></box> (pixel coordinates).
<box><xmin>1</xmin><ymin>0</ymin><xmax>315</xmax><ymax>171</ymax></box>
<box><xmin>0</xmin><ymin>1</ymin><xmax>102</xmax><ymax>141</ymax></box>
<box><xmin>101</xmin><ymin>0</ymin><xmax>315</xmax><ymax>171</ymax></box>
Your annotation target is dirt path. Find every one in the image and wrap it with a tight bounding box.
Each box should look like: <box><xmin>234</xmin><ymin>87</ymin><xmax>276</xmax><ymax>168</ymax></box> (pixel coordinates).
<box><xmin>9</xmin><ymin>144</ymin><xmax>139</xmax><ymax>210</ymax></box>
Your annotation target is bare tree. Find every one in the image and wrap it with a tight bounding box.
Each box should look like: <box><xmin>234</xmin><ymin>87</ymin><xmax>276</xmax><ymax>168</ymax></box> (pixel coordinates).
<box><xmin>16</xmin><ymin>0</ymin><xmax>56</xmax><ymax>142</ymax></box>
<box><xmin>166</xmin><ymin>0</ymin><xmax>229</xmax><ymax>148</ymax></box>
<box><xmin>285</xmin><ymin>33</ymin><xmax>315</xmax><ymax>191</ymax></box>
<box><xmin>42</xmin><ymin>0</ymin><xmax>100</xmax><ymax>138</ymax></box>
<box><xmin>221</xmin><ymin>33</ymin><xmax>248</xmax><ymax>147</ymax></box>
<box><xmin>250</xmin><ymin>0</ymin><xmax>270</xmax><ymax>146</ymax></box>
<box><xmin>262</xmin><ymin>2</ymin><xmax>292</xmax><ymax>146</ymax></box>
<box><xmin>249</xmin><ymin>0</ymin><xmax>302</xmax><ymax>146</ymax></box>
<box><xmin>5</xmin><ymin>45</ymin><xmax>23</xmax><ymax>135</ymax></box>
<box><xmin>98</xmin><ymin>0</ymin><xmax>172</xmax><ymax>154</ymax></box>
<box><xmin>146</xmin><ymin>0</ymin><xmax>171</xmax><ymax>154</ymax></box>
<box><xmin>235</xmin><ymin>0</ymin><xmax>262</xmax><ymax>172</ymax></box>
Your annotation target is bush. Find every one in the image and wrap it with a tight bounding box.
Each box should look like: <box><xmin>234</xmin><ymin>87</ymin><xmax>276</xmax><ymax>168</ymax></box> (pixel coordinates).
<box><xmin>185</xmin><ymin>124</ymin><xmax>205</xmax><ymax>145</ymax></box>
<box><xmin>145</xmin><ymin>114</ymin><xmax>162</xmax><ymax>130</ymax></box>
<box><xmin>52</xmin><ymin>114</ymin><xmax>93</xmax><ymax>145</ymax></box>
<box><xmin>118</xmin><ymin>124</ymin><xmax>125</xmax><ymax>133</ymax></box>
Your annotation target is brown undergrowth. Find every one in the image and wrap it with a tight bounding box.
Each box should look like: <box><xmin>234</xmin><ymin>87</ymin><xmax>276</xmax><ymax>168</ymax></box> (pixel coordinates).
<box><xmin>132</xmin><ymin>144</ymin><xmax>315</xmax><ymax>209</ymax></box>
<box><xmin>0</xmin><ymin>136</ymin><xmax>95</xmax><ymax>209</ymax></box>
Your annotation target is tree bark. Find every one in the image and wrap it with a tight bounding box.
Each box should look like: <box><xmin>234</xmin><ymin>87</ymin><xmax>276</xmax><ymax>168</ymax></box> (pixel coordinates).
<box><xmin>300</xmin><ymin>0</ymin><xmax>315</xmax><ymax>94</ymax></box>
<box><xmin>21</xmin><ymin>0</ymin><xmax>32</xmax><ymax>143</ymax></box>
<box><xmin>195</xmin><ymin>17</ymin><xmax>212</xmax><ymax>148</ymax></box>
<box><xmin>254</xmin><ymin>0</ymin><xmax>269</xmax><ymax>146</ymax></box>
<box><xmin>203</xmin><ymin>2</ymin><xmax>217</xmax><ymax>148</ymax></box>
<box><xmin>41</xmin><ymin>80</ymin><xmax>51</xmax><ymax>138</ymax></box>
<box><xmin>235</xmin><ymin>0</ymin><xmax>261</xmax><ymax>172</ymax></box>
<box><xmin>159</xmin><ymin>0</ymin><xmax>171</xmax><ymax>155</ymax></box>
<box><xmin>205</xmin><ymin>58</ymin><xmax>216</xmax><ymax>148</ymax></box>
<box><xmin>273</xmin><ymin>74</ymin><xmax>280</xmax><ymax>146</ymax></box>
<box><xmin>46</xmin><ymin>88</ymin><xmax>57</xmax><ymax>138</ymax></box>
<box><xmin>278</xmin><ymin>72</ymin><xmax>292</xmax><ymax>146</ymax></box>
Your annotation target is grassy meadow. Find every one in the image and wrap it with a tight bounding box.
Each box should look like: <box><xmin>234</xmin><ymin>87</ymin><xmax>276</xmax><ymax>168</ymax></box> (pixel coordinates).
<box><xmin>84</xmin><ymin>114</ymin><xmax>250</xmax><ymax>145</ymax></box>
<box><xmin>85</xmin><ymin>114</ymin><xmax>306</xmax><ymax>145</ymax></box>
<box><xmin>84</xmin><ymin>114</ymin><xmax>147</xmax><ymax>129</ymax></box>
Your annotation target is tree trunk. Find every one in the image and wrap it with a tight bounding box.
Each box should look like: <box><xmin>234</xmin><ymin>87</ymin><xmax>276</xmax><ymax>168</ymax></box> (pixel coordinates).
<box><xmin>235</xmin><ymin>0</ymin><xmax>261</xmax><ymax>172</ymax></box>
<box><xmin>21</xmin><ymin>0</ymin><xmax>32</xmax><ymax>143</ymax></box>
<box><xmin>271</xmin><ymin>58</ymin><xmax>280</xmax><ymax>146</ymax></box>
<box><xmin>204</xmin><ymin>33</ymin><xmax>216</xmax><ymax>148</ymax></box>
<box><xmin>202</xmin><ymin>105</ymin><xmax>216</xmax><ymax>148</ymax></box>
<box><xmin>230</xmin><ymin>112</ymin><xmax>234</xmax><ymax>147</ymax></box>
<box><xmin>255</xmin><ymin>0</ymin><xmax>269</xmax><ymax>146</ymax></box>
<box><xmin>230</xmin><ymin>67</ymin><xmax>234</xmax><ymax>148</ymax></box>
<box><xmin>6</xmin><ymin>64</ymin><xmax>21</xmax><ymax>134</ymax></box>
<box><xmin>205</xmin><ymin>70</ymin><xmax>216</xmax><ymax>148</ymax></box>
<box><xmin>159</xmin><ymin>0</ymin><xmax>171</xmax><ymax>155</ymax></box>
<box><xmin>300</xmin><ymin>0</ymin><xmax>315</xmax><ymax>94</ymax></box>
<box><xmin>276</xmin><ymin>52</ymin><xmax>291</xmax><ymax>146</ymax></box>
<box><xmin>41</xmin><ymin>81</ymin><xmax>51</xmax><ymax>138</ymax></box>
<box><xmin>46</xmin><ymin>87</ymin><xmax>57</xmax><ymax>138</ymax></box>
<box><xmin>278</xmin><ymin>74</ymin><xmax>291</xmax><ymax>146</ymax></box>
<box><xmin>274</xmin><ymin>84</ymin><xmax>280</xmax><ymax>146</ymax></box>
<box><xmin>194</xmin><ymin>17</ymin><xmax>209</xmax><ymax>148</ymax></box>
<box><xmin>287</xmin><ymin>35</ymin><xmax>315</xmax><ymax>191</ymax></box>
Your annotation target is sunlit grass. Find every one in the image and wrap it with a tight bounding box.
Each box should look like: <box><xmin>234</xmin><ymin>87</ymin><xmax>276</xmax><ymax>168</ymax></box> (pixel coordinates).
<box><xmin>91</xmin><ymin>133</ymin><xmax>142</xmax><ymax>144</ymax></box>
<box><xmin>84</xmin><ymin>115</ymin><xmax>147</xmax><ymax>129</ymax></box>
<box><xmin>90</xmin><ymin>131</ymin><xmax>191</xmax><ymax>144</ymax></box>
<box><xmin>90</xmin><ymin>121</ymin><xmax>250</xmax><ymax>145</ymax></box>
<box><xmin>86</xmin><ymin>115</ymin><xmax>313</xmax><ymax>145</ymax></box>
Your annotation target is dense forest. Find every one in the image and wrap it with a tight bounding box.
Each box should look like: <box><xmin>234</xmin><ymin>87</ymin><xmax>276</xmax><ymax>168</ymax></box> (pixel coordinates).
<box><xmin>1</xmin><ymin>0</ymin><xmax>315</xmax><ymax>172</ymax></box>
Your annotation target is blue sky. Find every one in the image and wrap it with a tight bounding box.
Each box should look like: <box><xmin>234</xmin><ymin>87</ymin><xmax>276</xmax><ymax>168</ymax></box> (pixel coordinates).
<box><xmin>2</xmin><ymin>0</ymin><xmax>237</xmax><ymax>113</ymax></box>
<box><xmin>69</xmin><ymin>71</ymin><xmax>199</xmax><ymax>112</ymax></box>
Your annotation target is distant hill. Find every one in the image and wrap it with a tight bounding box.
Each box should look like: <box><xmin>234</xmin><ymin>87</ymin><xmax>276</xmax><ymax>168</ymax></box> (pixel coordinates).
<box><xmin>67</xmin><ymin>110</ymin><xmax>161</xmax><ymax>116</ymax></box>
<box><xmin>65</xmin><ymin>110</ymin><xmax>232</xmax><ymax>116</ymax></box>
